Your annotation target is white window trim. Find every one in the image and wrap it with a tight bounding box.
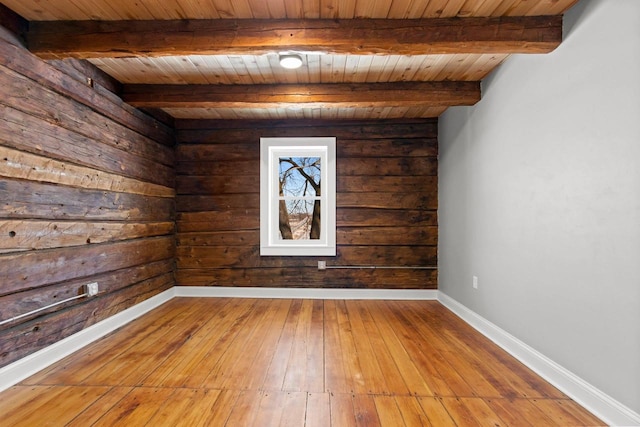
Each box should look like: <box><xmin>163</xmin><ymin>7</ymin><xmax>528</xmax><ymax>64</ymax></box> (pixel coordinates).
<box><xmin>260</xmin><ymin>137</ymin><xmax>336</xmax><ymax>256</ymax></box>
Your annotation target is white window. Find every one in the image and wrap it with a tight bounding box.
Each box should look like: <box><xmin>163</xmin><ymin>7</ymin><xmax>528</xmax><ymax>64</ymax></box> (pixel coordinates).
<box><xmin>260</xmin><ymin>137</ymin><xmax>336</xmax><ymax>256</ymax></box>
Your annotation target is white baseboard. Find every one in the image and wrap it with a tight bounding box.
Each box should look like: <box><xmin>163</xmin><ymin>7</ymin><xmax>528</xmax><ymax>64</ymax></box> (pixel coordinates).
<box><xmin>0</xmin><ymin>286</ymin><xmax>435</xmax><ymax>392</ymax></box>
<box><xmin>174</xmin><ymin>286</ymin><xmax>439</xmax><ymax>300</ymax></box>
<box><xmin>4</xmin><ymin>286</ymin><xmax>636</xmax><ymax>426</ymax></box>
<box><xmin>0</xmin><ymin>288</ymin><xmax>175</xmax><ymax>393</ymax></box>
<box><xmin>437</xmin><ymin>291</ymin><xmax>640</xmax><ymax>427</ymax></box>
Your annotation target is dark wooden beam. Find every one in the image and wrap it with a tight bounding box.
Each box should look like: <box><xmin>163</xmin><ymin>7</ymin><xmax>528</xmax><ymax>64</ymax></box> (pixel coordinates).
<box><xmin>0</xmin><ymin>3</ymin><xmax>28</xmax><ymax>45</ymax></box>
<box><xmin>28</xmin><ymin>16</ymin><xmax>562</xmax><ymax>59</ymax></box>
<box><xmin>122</xmin><ymin>81</ymin><xmax>481</xmax><ymax>109</ymax></box>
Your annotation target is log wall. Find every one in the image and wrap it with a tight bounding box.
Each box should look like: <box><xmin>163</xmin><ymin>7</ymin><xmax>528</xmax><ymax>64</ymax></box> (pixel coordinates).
<box><xmin>175</xmin><ymin>119</ymin><xmax>438</xmax><ymax>289</ymax></box>
<box><xmin>0</xmin><ymin>27</ymin><xmax>175</xmax><ymax>368</ymax></box>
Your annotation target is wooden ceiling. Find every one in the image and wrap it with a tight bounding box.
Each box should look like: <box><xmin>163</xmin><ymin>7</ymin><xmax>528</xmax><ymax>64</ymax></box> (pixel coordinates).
<box><xmin>1</xmin><ymin>0</ymin><xmax>579</xmax><ymax>120</ymax></box>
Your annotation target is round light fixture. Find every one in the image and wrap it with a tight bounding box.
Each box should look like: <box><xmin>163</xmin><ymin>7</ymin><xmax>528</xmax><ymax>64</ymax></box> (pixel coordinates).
<box><xmin>279</xmin><ymin>54</ymin><xmax>303</xmax><ymax>69</ymax></box>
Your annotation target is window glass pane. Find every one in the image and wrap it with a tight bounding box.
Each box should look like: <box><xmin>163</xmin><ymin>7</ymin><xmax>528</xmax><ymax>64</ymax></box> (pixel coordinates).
<box><xmin>279</xmin><ymin>157</ymin><xmax>321</xmax><ymax>198</ymax></box>
<box><xmin>279</xmin><ymin>200</ymin><xmax>321</xmax><ymax>240</ymax></box>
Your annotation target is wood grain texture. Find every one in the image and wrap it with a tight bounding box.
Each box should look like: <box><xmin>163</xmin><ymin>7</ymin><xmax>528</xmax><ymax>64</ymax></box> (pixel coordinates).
<box><xmin>175</xmin><ymin>119</ymin><xmax>437</xmax><ymax>289</ymax></box>
<box><xmin>0</xmin><ymin>0</ymin><xmax>577</xmax><ymax>121</ymax></box>
<box><xmin>1</xmin><ymin>0</ymin><xmax>580</xmax><ymax>20</ymax></box>
<box><xmin>27</xmin><ymin>16</ymin><xmax>562</xmax><ymax>59</ymax></box>
<box><xmin>0</xmin><ymin>146</ymin><xmax>174</xmax><ymax>197</ymax></box>
<box><xmin>0</xmin><ymin>40</ymin><xmax>174</xmax><ymax>146</ymax></box>
<box><xmin>0</xmin><ymin>35</ymin><xmax>175</xmax><ymax>369</ymax></box>
<box><xmin>123</xmin><ymin>81</ymin><xmax>481</xmax><ymax>109</ymax></box>
<box><xmin>0</xmin><ymin>298</ymin><xmax>603</xmax><ymax>426</ymax></box>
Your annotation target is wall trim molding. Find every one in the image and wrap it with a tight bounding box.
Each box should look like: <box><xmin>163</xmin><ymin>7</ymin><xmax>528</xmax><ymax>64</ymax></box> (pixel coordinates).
<box><xmin>437</xmin><ymin>291</ymin><xmax>640</xmax><ymax>427</ymax></box>
<box><xmin>0</xmin><ymin>288</ymin><xmax>175</xmax><ymax>393</ymax></box>
<box><xmin>174</xmin><ymin>286</ymin><xmax>439</xmax><ymax>300</ymax></box>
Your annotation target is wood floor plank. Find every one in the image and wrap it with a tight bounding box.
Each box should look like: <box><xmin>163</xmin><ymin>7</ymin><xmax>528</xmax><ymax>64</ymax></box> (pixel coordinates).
<box><xmin>22</xmin><ymin>300</ymin><xmax>191</xmax><ymax>385</ymax></box>
<box><xmin>390</xmin><ymin>302</ymin><xmax>500</xmax><ymax>399</ymax></box>
<box><xmin>440</xmin><ymin>396</ymin><xmax>484</xmax><ymax>426</ymax></box>
<box><xmin>531</xmin><ymin>398</ymin><xmax>604</xmax><ymax>426</ymax></box>
<box><xmin>393</xmin><ymin>302</ymin><xmax>502</xmax><ymax>398</ymax></box>
<box><xmin>366</xmin><ymin>301</ymin><xmax>434</xmax><ymax>396</ymax></box>
<box><xmin>555</xmin><ymin>398</ymin><xmax>607</xmax><ymax>426</ymax></box>
<box><xmin>263</xmin><ymin>299</ymin><xmax>303</xmax><ymax>391</ymax></box>
<box><xmin>201</xmin><ymin>299</ymin><xmax>277</xmax><ymax>389</ymax></box>
<box><xmin>458</xmin><ymin>397</ymin><xmax>507</xmax><ymax>426</ymax></box>
<box><xmin>144</xmin><ymin>388</ymin><xmax>222</xmax><ymax>426</ymax></box>
<box><xmin>395</xmin><ymin>395</ymin><xmax>433</xmax><ymax>426</ymax></box>
<box><xmin>417</xmin><ymin>396</ymin><xmax>458</xmax><ymax>426</ymax></box>
<box><xmin>335</xmin><ymin>300</ymin><xmax>368</xmax><ymax>394</ymax></box>
<box><xmin>353</xmin><ymin>393</ymin><xmax>382</xmax><ymax>427</ymax></box>
<box><xmin>0</xmin><ymin>385</ymin><xmax>53</xmax><ymax>414</ymax></box>
<box><xmin>82</xmin><ymin>300</ymin><xmax>216</xmax><ymax>386</ymax></box>
<box><xmin>182</xmin><ymin>298</ymin><xmax>262</xmax><ymax>388</ymax></box>
<box><xmin>352</xmin><ymin>300</ymin><xmax>411</xmax><ymax>395</ymax></box>
<box><xmin>240</xmin><ymin>299</ymin><xmax>295</xmax><ymax>391</ymax></box>
<box><xmin>391</xmin><ymin>301</ymin><xmax>476</xmax><ymax>397</ymax></box>
<box><xmin>374</xmin><ymin>395</ymin><xmax>406</xmax><ymax>426</ymax></box>
<box><xmin>282</xmin><ymin>299</ymin><xmax>325</xmax><ymax>393</ymax></box>
<box><xmin>219</xmin><ymin>299</ymin><xmax>291</xmax><ymax>391</ymax></box>
<box><xmin>307</xmin><ymin>299</ymin><xmax>326</xmax><ymax>392</ymax></box>
<box><xmin>67</xmin><ymin>386</ymin><xmax>135</xmax><ymax>427</ymax></box>
<box><xmin>0</xmin><ymin>385</ymin><xmax>66</xmax><ymax>425</ymax></box>
<box><xmin>330</xmin><ymin>393</ymin><xmax>358</xmax><ymax>427</ymax></box>
<box><xmin>155</xmin><ymin>298</ymin><xmax>258</xmax><ymax>388</ymax></box>
<box><xmin>280</xmin><ymin>391</ymin><xmax>309</xmax><ymax>427</ymax></box>
<box><xmin>224</xmin><ymin>390</ymin><xmax>263</xmax><ymax>426</ymax></box>
<box><xmin>345</xmin><ymin>300</ymin><xmax>390</xmax><ymax>395</ymax></box>
<box><xmin>2</xmin><ymin>299</ymin><xmax>604</xmax><ymax>427</ymax></box>
<box><xmin>415</xmin><ymin>301</ymin><xmax>565</xmax><ymax>399</ymax></box>
<box><xmin>379</xmin><ymin>301</ymin><xmax>456</xmax><ymax>397</ymax></box>
<box><xmin>253</xmin><ymin>390</ymin><xmax>288</xmax><ymax>426</ymax></box>
<box><xmin>138</xmin><ymin>298</ymin><xmax>235</xmax><ymax>386</ymax></box>
<box><xmin>0</xmin><ymin>386</ymin><xmax>109</xmax><ymax>426</ymax></box>
<box><xmin>485</xmin><ymin>398</ymin><xmax>552</xmax><ymax>427</ymax></box>
<box><xmin>201</xmin><ymin>389</ymin><xmax>243</xmax><ymax>427</ymax></box>
<box><xmin>91</xmin><ymin>386</ymin><xmax>172</xmax><ymax>427</ymax></box>
<box><xmin>324</xmin><ymin>300</ymin><xmax>352</xmax><ymax>394</ymax></box>
<box><xmin>1</xmin><ymin>386</ymin><xmax>96</xmax><ymax>425</ymax></box>
<box><xmin>305</xmin><ymin>392</ymin><xmax>331</xmax><ymax>427</ymax></box>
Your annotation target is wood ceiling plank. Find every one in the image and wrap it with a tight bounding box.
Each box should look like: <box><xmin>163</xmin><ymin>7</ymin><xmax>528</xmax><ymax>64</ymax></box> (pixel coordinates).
<box><xmin>27</xmin><ymin>16</ymin><xmax>563</xmax><ymax>59</ymax></box>
<box><xmin>303</xmin><ymin>0</ymin><xmax>321</xmax><ymax>18</ymax></box>
<box><xmin>461</xmin><ymin>0</ymin><xmax>504</xmax><ymax>17</ymax></box>
<box><xmin>122</xmin><ymin>81</ymin><xmax>480</xmax><ymax>109</ymax></box>
<box><xmin>490</xmin><ymin>0</ymin><xmax>522</xmax><ymax>16</ymax></box>
<box><xmin>0</xmin><ymin>0</ymin><xmax>578</xmax><ymax>20</ymax></box>
<box><xmin>460</xmin><ymin>53</ymin><xmax>507</xmax><ymax>80</ymax></box>
<box><xmin>527</xmin><ymin>0</ymin><xmax>580</xmax><ymax>16</ymax></box>
<box><xmin>162</xmin><ymin>105</ymin><xmax>446</xmax><ymax>120</ymax></box>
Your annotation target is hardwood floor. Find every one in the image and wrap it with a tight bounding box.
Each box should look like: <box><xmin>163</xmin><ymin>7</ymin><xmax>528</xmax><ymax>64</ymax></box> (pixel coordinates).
<box><xmin>0</xmin><ymin>298</ymin><xmax>604</xmax><ymax>426</ymax></box>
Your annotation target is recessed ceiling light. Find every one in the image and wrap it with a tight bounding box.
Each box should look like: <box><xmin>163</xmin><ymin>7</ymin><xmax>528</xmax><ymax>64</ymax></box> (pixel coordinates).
<box><xmin>279</xmin><ymin>54</ymin><xmax>303</xmax><ymax>69</ymax></box>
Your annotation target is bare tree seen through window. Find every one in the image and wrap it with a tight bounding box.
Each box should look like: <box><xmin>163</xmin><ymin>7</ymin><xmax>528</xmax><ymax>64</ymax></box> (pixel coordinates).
<box><xmin>278</xmin><ymin>156</ymin><xmax>321</xmax><ymax>240</ymax></box>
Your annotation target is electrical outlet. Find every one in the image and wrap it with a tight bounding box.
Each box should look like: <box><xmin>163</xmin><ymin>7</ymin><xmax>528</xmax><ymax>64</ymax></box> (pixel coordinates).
<box><xmin>472</xmin><ymin>276</ymin><xmax>478</xmax><ymax>289</ymax></box>
<box><xmin>318</xmin><ymin>261</ymin><xmax>326</xmax><ymax>270</ymax></box>
<box><xmin>86</xmin><ymin>282</ymin><xmax>99</xmax><ymax>296</ymax></box>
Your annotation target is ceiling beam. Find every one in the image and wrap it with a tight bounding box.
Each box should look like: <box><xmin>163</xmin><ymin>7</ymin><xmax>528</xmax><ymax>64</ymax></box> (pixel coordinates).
<box><xmin>121</xmin><ymin>81</ymin><xmax>481</xmax><ymax>109</ymax></box>
<box><xmin>0</xmin><ymin>3</ymin><xmax>28</xmax><ymax>44</ymax></box>
<box><xmin>27</xmin><ymin>16</ymin><xmax>562</xmax><ymax>59</ymax></box>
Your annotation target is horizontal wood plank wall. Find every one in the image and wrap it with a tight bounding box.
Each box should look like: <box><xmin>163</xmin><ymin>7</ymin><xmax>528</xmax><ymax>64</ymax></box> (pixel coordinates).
<box><xmin>175</xmin><ymin>119</ymin><xmax>437</xmax><ymax>289</ymax></box>
<box><xmin>0</xmin><ymin>28</ymin><xmax>176</xmax><ymax>369</ymax></box>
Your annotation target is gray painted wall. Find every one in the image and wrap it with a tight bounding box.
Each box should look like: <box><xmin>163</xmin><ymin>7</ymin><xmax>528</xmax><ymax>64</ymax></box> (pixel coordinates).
<box><xmin>438</xmin><ymin>0</ymin><xmax>640</xmax><ymax>415</ymax></box>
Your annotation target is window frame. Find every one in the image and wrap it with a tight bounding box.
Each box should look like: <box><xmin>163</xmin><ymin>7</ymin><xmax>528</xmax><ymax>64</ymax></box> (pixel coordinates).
<box><xmin>260</xmin><ymin>136</ymin><xmax>336</xmax><ymax>256</ymax></box>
